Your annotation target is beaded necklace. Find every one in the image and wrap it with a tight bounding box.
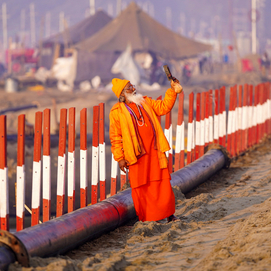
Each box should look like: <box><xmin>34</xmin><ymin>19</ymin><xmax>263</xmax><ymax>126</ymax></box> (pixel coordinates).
<box><xmin>126</xmin><ymin>104</ymin><xmax>145</xmax><ymax>126</ymax></box>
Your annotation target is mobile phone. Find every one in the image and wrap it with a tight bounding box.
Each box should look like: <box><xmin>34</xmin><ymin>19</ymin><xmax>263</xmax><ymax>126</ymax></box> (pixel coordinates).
<box><xmin>163</xmin><ymin>65</ymin><xmax>173</xmax><ymax>81</ymax></box>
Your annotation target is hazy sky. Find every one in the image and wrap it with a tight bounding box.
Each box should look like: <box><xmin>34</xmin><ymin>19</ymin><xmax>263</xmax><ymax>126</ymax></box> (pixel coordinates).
<box><xmin>0</xmin><ymin>0</ymin><xmax>269</xmax><ymax>50</ymax></box>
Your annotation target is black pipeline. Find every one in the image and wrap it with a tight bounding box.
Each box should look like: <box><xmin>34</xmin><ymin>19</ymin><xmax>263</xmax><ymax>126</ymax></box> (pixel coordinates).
<box><xmin>171</xmin><ymin>147</ymin><xmax>230</xmax><ymax>193</ymax></box>
<box><xmin>0</xmin><ymin>148</ymin><xmax>229</xmax><ymax>270</ymax></box>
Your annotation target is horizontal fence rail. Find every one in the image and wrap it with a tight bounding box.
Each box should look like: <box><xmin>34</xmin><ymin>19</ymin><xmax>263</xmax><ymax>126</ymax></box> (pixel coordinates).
<box><xmin>0</xmin><ymin>82</ymin><xmax>270</xmax><ymax>231</ymax></box>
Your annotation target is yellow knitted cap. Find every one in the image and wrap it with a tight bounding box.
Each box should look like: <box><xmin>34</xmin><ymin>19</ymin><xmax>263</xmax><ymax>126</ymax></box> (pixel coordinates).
<box><xmin>112</xmin><ymin>78</ymin><xmax>130</xmax><ymax>98</ymax></box>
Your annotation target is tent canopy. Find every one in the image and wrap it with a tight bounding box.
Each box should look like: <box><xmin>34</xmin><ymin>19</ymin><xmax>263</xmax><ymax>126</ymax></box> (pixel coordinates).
<box><xmin>43</xmin><ymin>10</ymin><xmax>112</xmax><ymax>45</ymax></box>
<box><xmin>75</xmin><ymin>2</ymin><xmax>211</xmax><ymax>59</ymax></box>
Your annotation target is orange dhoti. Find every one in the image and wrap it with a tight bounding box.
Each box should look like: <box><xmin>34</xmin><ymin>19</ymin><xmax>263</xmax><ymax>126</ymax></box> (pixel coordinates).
<box><xmin>127</xmin><ymin>103</ymin><xmax>175</xmax><ymax>222</ymax></box>
<box><xmin>131</xmin><ymin>177</ymin><xmax>175</xmax><ymax>222</ymax></box>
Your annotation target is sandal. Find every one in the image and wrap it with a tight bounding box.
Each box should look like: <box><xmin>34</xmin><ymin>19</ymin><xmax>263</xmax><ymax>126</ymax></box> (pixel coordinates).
<box><xmin>167</xmin><ymin>215</ymin><xmax>180</xmax><ymax>222</ymax></box>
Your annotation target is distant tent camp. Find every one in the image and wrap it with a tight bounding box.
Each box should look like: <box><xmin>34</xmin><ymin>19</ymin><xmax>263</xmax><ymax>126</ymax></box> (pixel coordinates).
<box><xmin>75</xmin><ymin>2</ymin><xmax>211</xmax><ymax>59</ymax></box>
<box><xmin>74</xmin><ymin>2</ymin><xmax>211</xmax><ymax>83</ymax></box>
<box><xmin>40</xmin><ymin>10</ymin><xmax>112</xmax><ymax>69</ymax></box>
<box><xmin>44</xmin><ymin>10</ymin><xmax>112</xmax><ymax>45</ymax></box>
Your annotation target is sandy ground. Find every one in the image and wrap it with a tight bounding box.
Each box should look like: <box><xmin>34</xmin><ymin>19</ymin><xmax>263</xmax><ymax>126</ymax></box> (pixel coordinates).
<box><xmin>8</xmin><ymin>137</ymin><xmax>271</xmax><ymax>271</ymax></box>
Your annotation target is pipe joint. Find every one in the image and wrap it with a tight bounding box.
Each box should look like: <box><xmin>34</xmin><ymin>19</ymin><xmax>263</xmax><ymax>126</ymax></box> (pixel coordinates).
<box><xmin>0</xmin><ymin>230</ymin><xmax>29</xmax><ymax>267</ymax></box>
<box><xmin>205</xmin><ymin>144</ymin><xmax>231</xmax><ymax>168</ymax></box>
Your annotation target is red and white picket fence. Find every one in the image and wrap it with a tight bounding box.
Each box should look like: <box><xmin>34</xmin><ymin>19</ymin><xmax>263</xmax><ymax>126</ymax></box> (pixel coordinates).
<box><xmin>0</xmin><ymin>82</ymin><xmax>271</xmax><ymax>232</ymax></box>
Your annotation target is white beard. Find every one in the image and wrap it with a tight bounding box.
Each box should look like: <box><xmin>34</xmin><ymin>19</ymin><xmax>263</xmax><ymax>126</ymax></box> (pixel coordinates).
<box><xmin>125</xmin><ymin>92</ymin><xmax>144</xmax><ymax>105</ymax></box>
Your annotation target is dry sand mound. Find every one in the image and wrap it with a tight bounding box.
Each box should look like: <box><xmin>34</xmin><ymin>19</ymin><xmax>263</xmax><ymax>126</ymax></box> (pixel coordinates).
<box><xmin>196</xmin><ymin>198</ymin><xmax>271</xmax><ymax>271</ymax></box>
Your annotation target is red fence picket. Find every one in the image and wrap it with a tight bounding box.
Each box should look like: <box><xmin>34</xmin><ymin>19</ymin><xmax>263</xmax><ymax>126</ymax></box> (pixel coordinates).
<box><xmin>227</xmin><ymin>87</ymin><xmax>233</xmax><ymax>154</ymax></box>
<box><xmin>80</xmin><ymin>108</ymin><xmax>88</xmax><ymax>208</ymax></box>
<box><xmin>68</xmin><ymin>107</ymin><xmax>76</xmax><ymax>213</ymax></box>
<box><xmin>214</xmin><ymin>89</ymin><xmax>219</xmax><ymax>144</ymax></box>
<box><xmin>242</xmin><ymin>84</ymin><xmax>248</xmax><ymax>151</ymax></box>
<box><xmin>91</xmin><ymin>106</ymin><xmax>99</xmax><ymax>204</ymax></box>
<box><xmin>232</xmin><ymin>86</ymin><xmax>237</xmax><ymax>157</ymax></box>
<box><xmin>165</xmin><ymin>111</ymin><xmax>173</xmax><ymax>173</ymax></box>
<box><xmin>237</xmin><ymin>86</ymin><xmax>242</xmax><ymax>154</ymax></box>
<box><xmin>195</xmin><ymin>93</ymin><xmax>201</xmax><ymax>159</ymax></box>
<box><xmin>200</xmin><ymin>92</ymin><xmax>205</xmax><ymax>157</ymax></box>
<box><xmin>205</xmin><ymin>91</ymin><xmax>209</xmax><ymax>147</ymax></box>
<box><xmin>209</xmin><ymin>90</ymin><xmax>213</xmax><ymax>145</ymax></box>
<box><xmin>187</xmin><ymin>92</ymin><xmax>194</xmax><ymax>165</ymax></box>
<box><xmin>0</xmin><ymin>115</ymin><xmax>8</xmax><ymax>231</ymax></box>
<box><xmin>99</xmin><ymin>103</ymin><xmax>106</xmax><ymax>201</ymax></box>
<box><xmin>174</xmin><ymin>92</ymin><xmax>184</xmax><ymax>171</ymax></box>
<box><xmin>16</xmin><ymin>114</ymin><xmax>25</xmax><ymax>231</ymax></box>
<box><xmin>219</xmin><ymin>87</ymin><xmax>226</xmax><ymax>147</ymax></box>
<box><xmin>43</xmin><ymin>109</ymin><xmax>51</xmax><ymax>223</ymax></box>
<box><xmin>56</xmin><ymin>109</ymin><xmax>67</xmax><ymax>217</ymax></box>
<box><xmin>248</xmin><ymin>85</ymin><xmax>253</xmax><ymax>148</ymax></box>
<box><xmin>31</xmin><ymin>112</ymin><xmax>42</xmax><ymax>226</ymax></box>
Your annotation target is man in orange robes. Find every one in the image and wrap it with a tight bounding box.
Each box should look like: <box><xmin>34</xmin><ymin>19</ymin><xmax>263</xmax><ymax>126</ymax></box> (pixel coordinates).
<box><xmin>109</xmin><ymin>78</ymin><xmax>182</xmax><ymax>222</ymax></box>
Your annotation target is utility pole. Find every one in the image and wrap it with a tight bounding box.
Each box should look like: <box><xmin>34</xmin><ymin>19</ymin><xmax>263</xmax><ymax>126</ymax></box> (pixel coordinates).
<box><xmin>211</xmin><ymin>15</ymin><xmax>220</xmax><ymax>40</ymax></box>
<box><xmin>142</xmin><ymin>1</ymin><xmax>154</xmax><ymax>16</ymax></box>
<box><xmin>45</xmin><ymin>12</ymin><xmax>51</xmax><ymax>38</ymax></box>
<box><xmin>180</xmin><ymin>12</ymin><xmax>186</xmax><ymax>36</ymax></box>
<box><xmin>39</xmin><ymin>17</ymin><xmax>44</xmax><ymax>67</ymax></box>
<box><xmin>116</xmin><ymin>0</ymin><xmax>122</xmax><ymax>15</ymax></box>
<box><xmin>20</xmin><ymin>9</ymin><xmax>25</xmax><ymax>44</ymax></box>
<box><xmin>107</xmin><ymin>3</ymin><xmax>114</xmax><ymax>17</ymax></box>
<box><xmin>30</xmin><ymin>3</ymin><xmax>36</xmax><ymax>47</ymax></box>
<box><xmin>89</xmin><ymin>0</ymin><xmax>95</xmax><ymax>16</ymax></box>
<box><xmin>137</xmin><ymin>2</ymin><xmax>143</xmax><ymax>9</ymax></box>
<box><xmin>228</xmin><ymin>0</ymin><xmax>233</xmax><ymax>44</ymax></box>
<box><xmin>251</xmin><ymin>0</ymin><xmax>257</xmax><ymax>54</ymax></box>
<box><xmin>199</xmin><ymin>21</ymin><xmax>207</xmax><ymax>39</ymax></box>
<box><xmin>122</xmin><ymin>1</ymin><xmax>127</xmax><ymax>10</ymax></box>
<box><xmin>21</xmin><ymin>9</ymin><xmax>25</xmax><ymax>32</ymax></box>
<box><xmin>166</xmin><ymin>7</ymin><xmax>172</xmax><ymax>30</ymax></box>
<box><xmin>8</xmin><ymin>37</ymin><xmax>12</xmax><ymax>74</ymax></box>
<box><xmin>142</xmin><ymin>2</ymin><xmax>149</xmax><ymax>14</ymax></box>
<box><xmin>2</xmin><ymin>3</ymin><xmax>8</xmax><ymax>50</ymax></box>
<box><xmin>148</xmin><ymin>3</ymin><xmax>154</xmax><ymax>17</ymax></box>
<box><xmin>59</xmin><ymin>12</ymin><xmax>65</xmax><ymax>32</ymax></box>
<box><xmin>189</xmin><ymin>18</ymin><xmax>196</xmax><ymax>38</ymax></box>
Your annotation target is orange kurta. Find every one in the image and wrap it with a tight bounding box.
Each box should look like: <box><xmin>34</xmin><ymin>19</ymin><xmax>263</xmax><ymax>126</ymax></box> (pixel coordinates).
<box><xmin>127</xmin><ymin>103</ymin><xmax>175</xmax><ymax>222</ymax></box>
<box><xmin>109</xmin><ymin>88</ymin><xmax>177</xmax><ymax>167</ymax></box>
